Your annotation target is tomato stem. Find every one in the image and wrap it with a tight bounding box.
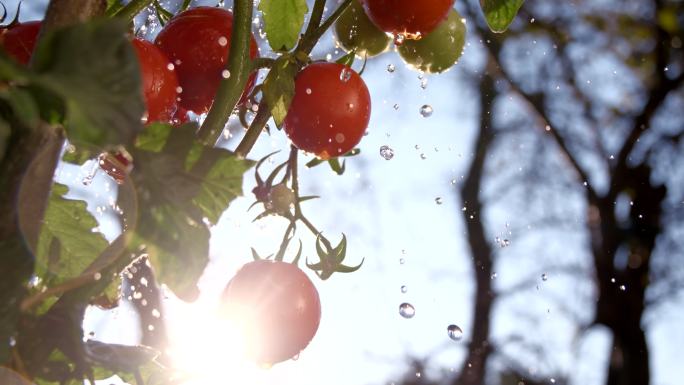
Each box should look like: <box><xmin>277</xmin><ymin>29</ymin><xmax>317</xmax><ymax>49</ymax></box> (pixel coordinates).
<box><xmin>197</xmin><ymin>0</ymin><xmax>254</xmax><ymax>145</ymax></box>
<box><xmin>297</xmin><ymin>0</ymin><xmax>353</xmax><ymax>55</ymax></box>
<box><xmin>235</xmin><ymin>99</ymin><xmax>269</xmax><ymax>158</ymax></box>
<box><xmin>114</xmin><ymin>0</ymin><xmax>155</xmax><ymax>21</ymax></box>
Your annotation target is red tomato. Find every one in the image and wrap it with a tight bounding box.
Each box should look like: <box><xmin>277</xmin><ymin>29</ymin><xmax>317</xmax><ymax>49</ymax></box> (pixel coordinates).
<box><xmin>154</xmin><ymin>6</ymin><xmax>259</xmax><ymax>114</ymax></box>
<box><xmin>283</xmin><ymin>62</ymin><xmax>371</xmax><ymax>159</ymax></box>
<box><xmin>0</xmin><ymin>22</ymin><xmax>179</xmax><ymax>123</ymax></box>
<box><xmin>220</xmin><ymin>260</ymin><xmax>321</xmax><ymax>365</ymax></box>
<box><xmin>131</xmin><ymin>38</ymin><xmax>180</xmax><ymax>123</ymax></box>
<box><xmin>1</xmin><ymin>20</ymin><xmax>41</xmax><ymax>65</ymax></box>
<box><xmin>359</xmin><ymin>0</ymin><xmax>454</xmax><ymax>38</ymax></box>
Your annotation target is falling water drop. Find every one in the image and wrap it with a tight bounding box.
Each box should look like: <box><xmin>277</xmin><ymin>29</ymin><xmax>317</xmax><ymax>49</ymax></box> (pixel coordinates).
<box><xmin>399</xmin><ymin>303</ymin><xmax>415</xmax><ymax>318</ymax></box>
<box><xmin>435</xmin><ymin>197</ymin><xmax>443</xmax><ymax>205</ymax></box>
<box><xmin>447</xmin><ymin>324</ymin><xmax>463</xmax><ymax>341</ymax></box>
<box><xmin>400</xmin><ymin>285</ymin><xmax>407</xmax><ymax>293</ymax></box>
<box><xmin>420</xmin><ymin>105</ymin><xmax>433</xmax><ymax>117</ymax></box>
<box><xmin>387</xmin><ymin>64</ymin><xmax>396</xmax><ymax>73</ymax></box>
<box><xmin>379</xmin><ymin>145</ymin><xmax>395</xmax><ymax>160</ymax></box>
<box><xmin>541</xmin><ymin>273</ymin><xmax>548</xmax><ymax>281</ymax></box>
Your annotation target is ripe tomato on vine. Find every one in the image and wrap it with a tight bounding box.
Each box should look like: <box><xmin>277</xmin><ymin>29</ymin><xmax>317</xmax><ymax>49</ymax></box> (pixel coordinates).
<box><xmin>220</xmin><ymin>260</ymin><xmax>321</xmax><ymax>365</ymax></box>
<box><xmin>283</xmin><ymin>62</ymin><xmax>371</xmax><ymax>160</ymax></box>
<box><xmin>154</xmin><ymin>6</ymin><xmax>259</xmax><ymax>114</ymax></box>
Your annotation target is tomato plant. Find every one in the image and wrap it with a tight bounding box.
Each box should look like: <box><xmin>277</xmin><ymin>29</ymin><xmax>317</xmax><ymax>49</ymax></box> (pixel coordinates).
<box><xmin>334</xmin><ymin>0</ymin><xmax>391</xmax><ymax>58</ymax></box>
<box><xmin>154</xmin><ymin>6</ymin><xmax>259</xmax><ymax>114</ymax></box>
<box><xmin>283</xmin><ymin>62</ymin><xmax>371</xmax><ymax>159</ymax></box>
<box><xmin>0</xmin><ymin>0</ymin><xmax>522</xmax><ymax>382</ymax></box>
<box><xmin>359</xmin><ymin>0</ymin><xmax>455</xmax><ymax>38</ymax></box>
<box><xmin>397</xmin><ymin>9</ymin><xmax>466</xmax><ymax>73</ymax></box>
<box><xmin>0</xmin><ymin>21</ymin><xmax>180</xmax><ymax>124</ymax></box>
<box><xmin>131</xmin><ymin>38</ymin><xmax>180</xmax><ymax>123</ymax></box>
<box><xmin>220</xmin><ymin>260</ymin><xmax>321</xmax><ymax>365</ymax></box>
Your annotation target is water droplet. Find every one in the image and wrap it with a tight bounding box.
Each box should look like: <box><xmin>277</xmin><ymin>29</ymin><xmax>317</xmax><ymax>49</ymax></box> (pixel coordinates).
<box><xmin>93</xmin><ymin>272</ymin><xmax>102</xmax><ymax>281</ymax></box>
<box><xmin>221</xmin><ymin>69</ymin><xmax>231</xmax><ymax>79</ymax></box>
<box><xmin>420</xmin><ymin>153</ymin><xmax>427</xmax><ymax>160</ymax></box>
<box><xmin>419</xmin><ymin>105</ymin><xmax>433</xmax><ymax>117</ymax></box>
<box><xmin>387</xmin><ymin>64</ymin><xmax>395</xmax><ymax>73</ymax></box>
<box><xmin>305</xmin><ymin>88</ymin><xmax>312</xmax><ymax>95</ymax></box>
<box><xmin>420</xmin><ymin>78</ymin><xmax>428</xmax><ymax>89</ymax></box>
<box><xmin>541</xmin><ymin>273</ymin><xmax>548</xmax><ymax>281</ymax></box>
<box><xmin>400</xmin><ymin>285</ymin><xmax>407</xmax><ymax>293</ymax></box>
<box><xmin>490</xmin><ymin>272</ymin><xmax>498</xmax><ymax>280</ymax></box>
<box><xmin>394</xmin><ymin>33</ymin><xmax>406</xmax><ymax>45</ymax></box>
<box><xmin>9</xmin><ymin>336</ymin><xmax>16</xmax><ymax>346</ymax></box>
<box><xmin>549</xmin><ymin>379</ymin><xmax>555</xmax><ymax>384</ymax></box>
<box><xmin>447</xmin><ymin>324</ymin><xmax>463</xmax><ymax>341</ymax></box>
<box><xmin>435</xmin><ymin>197</ymin><xmax>443</xmax><ymax>205</ymax></box>
<box><xmin>167</xmin><ymin>63</ymin><xmax>175</xmax><ymax>71</ymax></box>
<box><xmin>291</xmin><ymin>353</ymin><xmax>300</xmax><ymax>361</ymax></box>
<box><xmin>380</xmin><ymin>145</ymin><xmax>395</xmax><ymax>160</ymax></box>
<box><xmin>619</xmin><ymin>285</ymin><xmax>626</xmax><ymax>291</ymax></box>
<box><xmin>393</xmin><ymin>103</ymin><xmax>400</xmax><ymax>110</ymax></box>
<box><xmin>152</xmin><ymin>309</ymin><xmax>161</xmax><ymax>318</ymax></box>
<box><xmin>415</xmin><ymin>372</ymin><xmax>421</xmax><ymax>378</ymax></box>
<box><xmin>399</xmin><ymin>258</ymin><xmax>405</xmax><ymax>264</ymax></box>
<box><xmin>339</xmin><ymin>67</ymin><xmax>352</xmax><ymax>82</ymax></box>
<box><xmin>399</xmin><ymin>303</ymin><xmax>415</xmax><ymax>318</ymax></box>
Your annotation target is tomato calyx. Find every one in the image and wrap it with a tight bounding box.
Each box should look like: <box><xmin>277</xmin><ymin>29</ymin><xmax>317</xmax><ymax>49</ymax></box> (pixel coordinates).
<box><xmin>306</xmin><ymin>234</ymin><xmax>364</xmax><ymax>280</ymax></box>
<box><xmin>305</xmin><ymin>148</ymin><xmax>361</xmax><ymax>176</ymax></box>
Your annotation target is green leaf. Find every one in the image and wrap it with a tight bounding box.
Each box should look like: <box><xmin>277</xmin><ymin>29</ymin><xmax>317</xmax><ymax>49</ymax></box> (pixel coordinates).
<box><xmin>130</xmin><ymin>128</ymin><xmax>253</xmax><ymax>300</ymax></box>
<box><xmin>258</xmin><ymin>0</ymin><xmax>308</xmax><ymax>51</ymax></box>
<box><xmin>35</xmin><ymin>184</ymin><xmax>109</xmax><ymax>285</ymax></box>
<box><xmin>0</xmin><ymin>88</ymin><xmax>40</xmax><ymax>128</ymax></box>
<box><xmin>135</xmin><ymin>123</ymin><xmax>173</xmax><ymax>153</ymax></box>
<box><xmin>336</xmin><ymin>51</ymin><xmax>356</xmax><ymax>67</ymax></box>
<box><xmin>480</xmin><ymin>0</ymin><xmax>525</xmax><ymax>33</ymax></box>
<box><xmin>31</xmin><ymin>18</ymin><xmax>144</xmax><ymax>147</ymax></box>
<box><xmin>191</xmin><ymin>148</ymin><xmax>254</xmax><ymax>224</ymax></box>
<box><xmin>262</xmin><ymin>57</ymin><xmax>297</xmax><ymax>127</ymax></box>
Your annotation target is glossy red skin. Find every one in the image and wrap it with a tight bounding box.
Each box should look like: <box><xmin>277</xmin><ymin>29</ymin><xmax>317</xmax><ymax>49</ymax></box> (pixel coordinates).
<box><xmin>1</xmin><ymin>22</ymin><xmax>179</xmax><ymax>123</ymax></box>
<box><xmin>359</xmin><ymin>0</ymin><xmax>454</xmax><ymax>37</ymax></box>
<box><xmin>221</xmin><ymin>260</ymin><xmax>321</xmax><ymax>365</ymax></box>
<box><xmin>131</xmin><ymin>38</ymin><xmax>180</xmax><ymax>123</ymax></box>
<box><xmin>1</xmin><ymin>21</ymin><xmax>41</xmax><ymax>65</ymax></box>
<box><xmin>283</xmin><ymin>62</ymin><xmax>371</xmax><ymax>159</ymax></box>
<box><xmin>154</xmin><ymin>7</ymin><xmax>259</xmax><ymax>114</ymax></box>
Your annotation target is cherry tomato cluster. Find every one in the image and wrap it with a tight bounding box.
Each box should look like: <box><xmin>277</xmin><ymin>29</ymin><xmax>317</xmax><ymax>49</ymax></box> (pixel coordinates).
<box><xmin>0</xmin><ymin>0</ymin><xmax>465</xmax><ymax>367</ymax></box>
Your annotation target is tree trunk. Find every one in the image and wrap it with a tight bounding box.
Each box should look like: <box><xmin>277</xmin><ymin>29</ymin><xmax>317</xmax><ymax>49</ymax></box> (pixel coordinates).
<box><xmin>453</xmin><ymin>68</ymin><xmax>497</xmax><ymax>385</ymax></box>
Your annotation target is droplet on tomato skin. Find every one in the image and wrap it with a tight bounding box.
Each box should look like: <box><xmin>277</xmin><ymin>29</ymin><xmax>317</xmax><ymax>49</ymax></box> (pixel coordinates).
<box><xmin>218</xmin><ymin>36</ymin><xmax>228</xmax><ymax>46</ymax></box>
<box><xmin>221</xmin><ymin>69</ymin><xmax>231</xmax><ymax>79</ymax></box>
<box><xmin>339</xmin><ymin>67</ymin><xmax>352</xmax><ymax>82</ymax></box>
<box><xmin>335</xmin><ymin>133</ymin><xmax>345</xmax><ymax>143</ymax></box>
<box><xmin>419</xmin><ymin>104</ymin><xmax>433</xmax><ymax>117</ymax></box>
<box><xmin>379</xmin><ymin>145</ymin><xmax>394</xmax><ymax>160</ymax></box>
<box><xmin>399</xmin><ymin>302</ymin><xmax>415</xmax><ymax>318</ymax></box>
<box><xmin>305</xmin><ymin>88</ymin><xmax>312</xmax><ymax>95</ymax></box>
<box><xmin>447</xmin><ymin>324</ymin><xmax>463</xmax><ymax>341</ymax></box>
<box><xmin>166</xmin><ymin>63</ymin><xmax>175</xmax><ymax>71</ymax></box>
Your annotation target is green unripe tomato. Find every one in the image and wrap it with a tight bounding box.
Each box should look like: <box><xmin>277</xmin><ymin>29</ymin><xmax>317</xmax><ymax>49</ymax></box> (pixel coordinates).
<box><xmin>397</xmin><ymin>9</ymin><xmax>466</xmax><ymax>74</ymax></box>
<box><xmin>334</xmin><ymin>0</ymin><xmax>391</xmax><ymax>58</ymax></box>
